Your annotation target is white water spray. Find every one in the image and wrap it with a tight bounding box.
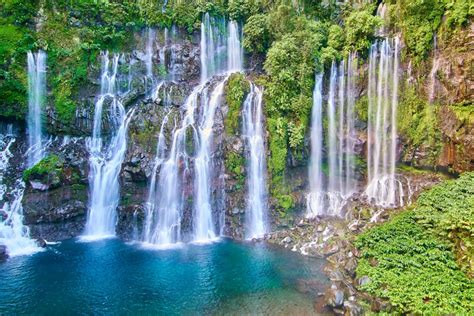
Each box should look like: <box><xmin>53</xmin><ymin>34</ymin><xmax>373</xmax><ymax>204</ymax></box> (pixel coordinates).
<box><xmin>0</xmin><ymin>134</ymin><xmax>41</xmax><ymax>256</ymax></box>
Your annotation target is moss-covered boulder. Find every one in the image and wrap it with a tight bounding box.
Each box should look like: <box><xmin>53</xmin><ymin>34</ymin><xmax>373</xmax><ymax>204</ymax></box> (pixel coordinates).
<box><xmin>23</xmin><ymin>155</ymin><xmax>65</xmax><ymax>191</ymax></box>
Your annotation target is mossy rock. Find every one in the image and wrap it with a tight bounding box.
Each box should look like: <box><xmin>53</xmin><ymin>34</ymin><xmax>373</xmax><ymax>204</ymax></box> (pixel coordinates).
<box><xmin>23</xmin><ymin>154</ymin><xmax>64</xmax><ymax>190</ymax></box>
<box><xmin>224</xmin><ymin>73</ymin><xmax>250</xmax><ymax>136</ymax></box>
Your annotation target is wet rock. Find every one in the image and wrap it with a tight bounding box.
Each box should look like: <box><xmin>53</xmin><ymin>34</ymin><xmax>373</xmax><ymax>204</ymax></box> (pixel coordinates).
<box><xmin>36</xmin><ymin>238</ymin><xmax>47</xmax><ymax>248</ymax></box>
<box><xmin>0</xmin><ymin>245</ymin><xmax>8</xmax><ymax>261</ymax></box>
<box><xmin>322</xmin><ymin>242</ymin><xmax>339</xmax><ymax>256</ymax></box>
<box><xmin>344</xmin><ymin>257</ymin><xmax>358</xmax><ymax>278</ymax></box>
<box><xmin>30</xmin><ymin>181</ymin><xmax>50</xmax><ymax>191</ymax></box>
<box><xmin>329</xmin><ymin>269</ymin><xmax>344</xmax><ymax>282</ymax></box>
<box><xmin>325</xmin><ymin>284</ymin><xmax>345</xmax><ymax>308</ymax></box>
<box><xmin>344</xmin><ymin>300</ymin><xmax>363</xmax><ymax>316</ymax></box>
<box><xmin>358</xmin><ymin>276</ymin><xmax>371</xmax><ymax>286</ymax></box>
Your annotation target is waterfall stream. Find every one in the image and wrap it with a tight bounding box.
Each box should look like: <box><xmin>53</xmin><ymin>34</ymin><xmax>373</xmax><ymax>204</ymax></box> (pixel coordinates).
<box><xmin>0</xmin><ymin>134</ymin><xmax>41</xmax><ymax>256</ymax></box>
<box><xmin>144</xmin><ymin>13</ymin><xmax>244</xmax><ymax>246</ymax></box>
<box><xmin>83</xmin><ymin>52</ymin><xmax>135</xmax><ymax>239</ymax></box>
<box><xmin>243</xmin><ymin>84</ymin><xmax>268</xmax><ymax>239</ymax></box>
<box><xmin>306</xmin><ymin>74</ymin><xmax>324</xmax><ymax>218</ymax></box>
<box><xmin>365</xmin><ymin>38</ymin><xmax>406</xmax><ymax>207</ymax></box>
<box><xmin>26</xmin><ymin>51</ymin><xmax>47</xmax><ymax>167</ymax></box>
<box><xmin>307</xmin><ymin>56</ymin><xmax>357</xmax><ymax>217</ymax></box>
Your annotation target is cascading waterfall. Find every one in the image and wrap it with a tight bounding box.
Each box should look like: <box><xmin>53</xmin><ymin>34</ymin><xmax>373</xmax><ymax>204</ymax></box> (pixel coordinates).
<box><xmin>307</xmin><ymin>56</ymin><xmax>357</xmax><ymax>218</ymax></box>
<box><xmin>200</xmin><ymin>13</ymin><xmax>242</xmax><ymax>82</ymax></box>
<box><xmin>27</xmin><ymin>50</ymin><xmax>47</xmax><ymax>167</ymax></box>
<box><xmin>306</xmin><ymin>73</ymin><xmax>324</xmax><ymax>218</ymax></box>
<box><xmin>365</xmin><ymin>38</ymin><xmax>405</xmax><ymax>207</ymax></box>
<box><xmin>326</xmin><ymin>57</ymin><xmax>357</xmax><ymax>216</ymax></box>
<box><xmin>243</xmin><ymin>84</ymin><xmax>268</xmax><ymax>239</ymax></box>
<box><xmin>193</xmin><ymin>78</ymin><xmax>228</xmax><ymax>242</ymax></box>
<box><xmin>145</xmin><ymin>28</ymin><xmax>156</xmax><ymax>86</ymax></box>
<box><xmin>143</xmin><ymin>109</ymin><xmax>178</xmax><ymax>246</ymax></box>
<box><xmin>83</xmin><ymin>52</ymin><xmax>135</xmax><ymax>239</ymax></box>
<box><xmin>143</xmin><ymin>79</ymin><xmax>228</xmax><ymax>246</ymax></box>
<box><xmin>144</xmin><ymin>15</ymin><xmax>243</xmax><ymax>245</ymax></box>
<box><xmin>0</xmin><ymin>134</ymin><xmax>40</xmax><ymax>256</ymax></box>
<box><xmin>227</xmin><ymin>21</ymin><xmax>243</xmax><ymax>72</ymax></box>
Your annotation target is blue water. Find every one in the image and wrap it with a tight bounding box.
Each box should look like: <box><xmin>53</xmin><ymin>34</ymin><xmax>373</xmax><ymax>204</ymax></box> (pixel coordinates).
<box><xmin>0</xmin><ymin>239</ymin><xmax>329</xmax><ymax>314</ymax></box>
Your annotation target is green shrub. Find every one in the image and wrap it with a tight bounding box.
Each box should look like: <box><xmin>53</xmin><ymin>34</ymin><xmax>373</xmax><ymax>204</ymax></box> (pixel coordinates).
<box><xmin>224</xmin><ymin>151</ymin><xmax>245</xmax><ymax>187</ymax></box>
<box><xmin>224</xmin><ymin>73</ymin><xmax>250</xmax><ymax>136</ymax></box>
<box><xmin>343</xmin><ymin>6</ymin><xmax>382</xmax><ymax>54</ymax></box>
<box><xmin>445</xmin><ymin>0</ymin><xmax>474</xmax><ymax>28</ymax></box>
<box><xmin>356</xmin><ymin>173</ymin><xmax>474</xmax><ymax>314</ymax></box>
<box><xmin>243</xmin><ymin>14</ymin><xmax>270</xmax><ymax>53</ymax></box>
<box><xmin>23</xmin><ymin>154</ymin><xmax>63</xmax><ymax>182</ymax></box>
<box><xmin>390</xmin><ymin>0</ymin><xmax>445</xmax><ymax>64</ymax></box>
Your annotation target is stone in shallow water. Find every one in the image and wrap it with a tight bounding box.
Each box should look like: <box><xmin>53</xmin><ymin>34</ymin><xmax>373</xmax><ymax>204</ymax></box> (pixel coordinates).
<box><xmin>0</xmin><ymin>245</ymin><xmax>8</xmax><ymax>261</ymax></box>
<box><xmin>358</xmin><ymin>275</ymin><xmax>371</xmax><ymax>286</ymax></box>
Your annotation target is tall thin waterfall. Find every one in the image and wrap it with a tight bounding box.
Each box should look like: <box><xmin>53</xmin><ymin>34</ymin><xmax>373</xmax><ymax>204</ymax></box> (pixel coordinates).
<box><xmin>307</xmin><ymin>57</ymin><xmax>357</xmax><ymax>218</ymax></box>
<box><xmin>365</xmin><ymin>38</ymin><xmax>404</xmax><ymax>207</ymax></box>
<box><xmin>83</xmin><ymin>52</ymin><xmax>135</xmax><ymax>239</ymax></box>
<box><xmin>428</xmin><ymin>34</ymin><xmax>439</xmax><ymax>104</ymax></box>
<box><xmin>306</xmin><ymin>74</ymin><xmax>324</xmax><ymax>218</ymax></box>
<box><xmin>27</xmin><ymin>51</ymin><xmax>46</xmax><ymax>167</ymax></box>
<box><xmin>243</xmin><ymin>84</ymin><xmax>268</xmax><ymax>239</ymax></box>
<box><xmin>145</xmin><ymin>28</ymin><xmax>155</xmax><ymax>80</ymax></box>
<box><xmin>143</xmin><ymin>110</ymin><xmax>178</xmax><ymax>246</ymax></box>
<box><xmin>200</xmin><ymin>13</ymin><xmax>243</xmax><ymax>82</ymax></box>
<box><xmin>194</xmin><ymin>78</ymin><xmax>228</xmax><ymax>242</ymax></box>
<box><xmin>227</xmin><ymin>21</ymin><xmax>243</xmax><ymax>72</ymax></box>
<box><xmin>0</xmin><ymin>134</ymin><xmax>40</xmax><ymax>256</ymax></box>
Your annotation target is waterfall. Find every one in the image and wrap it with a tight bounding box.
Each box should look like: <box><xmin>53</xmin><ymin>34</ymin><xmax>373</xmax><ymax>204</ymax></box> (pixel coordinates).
<box><xmin>145</xmin><ymin>28</ymin><xmax>155</xmax><ymax>81</ymax></box>
<box><xmin>307</xmin><ymin>56</ymin><xmax>357</xmax><ymax>217</ymax></box>
<box><xmin>227</xmin><ymin>21</ymin><xmax>243</xmax><ymax>72</ymax></box>
<box><xmin>428</xmin><ymin>33</ymin><xmax>439</xmax><ymax>104</ymax></box>
<box><xmin>194</xmin><ymin>78</ymin><xmax>228</xmax><ymax>242</ymax></box>
<box><xmin>143</xmin><ymin>78</ymin><xmax>228</xmax><ymax>246</ymax></box>
<box><xmin>0</xmin><ymin>134</ymin><xmax>40</xmax><ymax>257</ymax></box>
<box><xmin>83</xmin><ymin>52</ymin><xmax>135</xmax><ymax>239</ymax></box>
<box><xmin>200</xmin><ymin>13</ymin><xmax>243</xmax><ymax>82</ymax></box>
<box><xmin>143</xmin><ymin>110</ymin><xmax>179</xmax><ymax>246</ymax></box>
<box><xmin>243</xmin><ymin>84</ymin><xmax>268</xmax><ymax>239</ymax></box>
<box><xmin>326</xmin><ymin>56</ymin><xmax>358</xmax><ymax>216</ymax></box>
<box><xmin>144</xmin><ymin>13</ymin><xmax>243</xmax><ymax>246</ymax></box>
<box><xmin>365</xmin><ymin>38</ymin><xmax>404</xmax><ymax>207</ymax></box>
<box><xmin>306</xmin><ymin>73</ymin><xmax>324</xmax><ymax>218</ymax></box>
<box><xmin>27</xmin><ymin>50</ymin><xmax>47</xmax><ymax>167</ymax></box>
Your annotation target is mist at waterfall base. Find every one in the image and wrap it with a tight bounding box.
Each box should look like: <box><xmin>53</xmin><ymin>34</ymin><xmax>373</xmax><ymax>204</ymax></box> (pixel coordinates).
<box><xmin>0</xmin><ymin>239</ymin><xmax>327</xmax><ymax>314</ymax></box>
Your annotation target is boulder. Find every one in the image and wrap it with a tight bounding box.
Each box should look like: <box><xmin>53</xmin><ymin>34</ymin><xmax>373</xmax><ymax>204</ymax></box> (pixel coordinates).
<box><xmin>0</xmin><ymin>245</ymin><xmax>8</xmax><ymax>261</ymax></box>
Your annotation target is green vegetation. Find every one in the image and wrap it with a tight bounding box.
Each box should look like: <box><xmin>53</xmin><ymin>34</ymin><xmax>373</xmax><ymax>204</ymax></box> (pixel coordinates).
<box><xmin>356</xmin><ymin>173</ymin><xmax>474</xmax><ymax>314</ymax></box>
<box><xmin>397</xmin><ymin>87</ymin><xmax>442</xmax><ymax>164</ymax></box>
<box><xmin>224</xmin><ymin>73</ymin><xmax>250</xmax><ymax>136</ymax></box>
<box><xmin>224</xmin><ymin>151</ymin><xmax>245</xmax><ymax>188</ymax></box>
<box><xmin>23</xmin><ymin>154</ymin><xmax>64</xmax><ymax>182</ymax></box>
<box><xmin>387</xmin><ymin>0</ymin><xmax>473</xmax><ymax>64</ymax></box>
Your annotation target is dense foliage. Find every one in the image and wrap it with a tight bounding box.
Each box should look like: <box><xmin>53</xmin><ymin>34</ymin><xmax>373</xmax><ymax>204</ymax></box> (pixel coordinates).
<box><xmin>356</xmin><ymin>172</ymin><xmax>474</xmax><ymax>314</ymax></box>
